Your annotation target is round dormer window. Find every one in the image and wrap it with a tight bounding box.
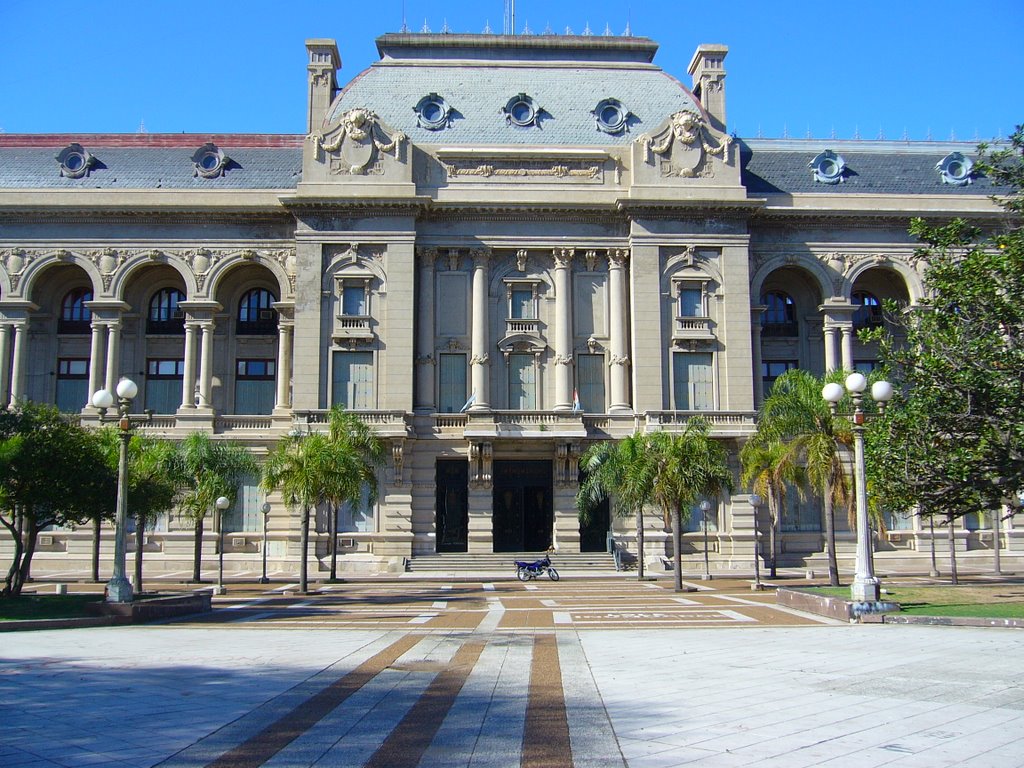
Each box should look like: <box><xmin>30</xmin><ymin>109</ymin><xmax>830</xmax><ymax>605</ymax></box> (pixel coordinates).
<box><xmin>809</xmin><ymin>150</ymin><xmax>846</xmax><ymax>184</ymax></box>
<box><xmin>503</xmin><ymin>94</ymin><xmax>539</xmax><ymax>127</ymax></box>
<box><xmin>594</xmin><ymin>99</ymin><xmax>629</xmax><ymax>134</ymax></box>
<box><xmin>936</xmin><ymin>152</ymin><xmax>973</xmax><ymax>186</ymax></box>
<box><xmin>191</xmin><ymin>143</ymin><xmax>227</xmax><ymax>179</ymax></box>
<box><xmin>56</xmin><ymin>143</ymin><xmax>94</xmax><ymax>179</ymax></box>
<box><xmin>414</xmin><ymin>94</ymin><xmax>452</xmax><ymax>131</ymax></box>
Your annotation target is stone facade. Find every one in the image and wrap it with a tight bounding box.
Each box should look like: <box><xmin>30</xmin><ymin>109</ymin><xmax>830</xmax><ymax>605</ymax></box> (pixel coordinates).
<box><xmin>0</xmin><ymin>33</ymin><xmax>1017</xmax><ymax>576</ymax></box>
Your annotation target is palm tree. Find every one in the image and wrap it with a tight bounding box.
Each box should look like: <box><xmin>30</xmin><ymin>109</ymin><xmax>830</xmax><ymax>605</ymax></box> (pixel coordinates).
<box><xmin>648</xmin><ymin>419</ymin><xmax>734</xmax><ymax>592</ymax></box>
<box><xmin>168</xmin><ymin>432</ymin><xmax>258</xmax><ymax>583</ymax></box>
<box><xmin>578</xmin><ymin>432</ymin><xmax>659</xmax><ymax>580</ymax></box>
<box><xmin>261</xmin><ymin>432</ymin><xmax>333</xmax><ymax>594</ymax></box>
<box><xmin>756</xmin><ymin>369</ymin><xmax>852</xmax><ymax>586</ymax></box>
<box><xmin>322</xmin><ymin>407</ymin><xmax>385</xmax><ymax>581</ymax></box>
<box><xmin>740</xmin><ymin>437</ymin><xmax>806</xmax><ymax>578</ymax></box>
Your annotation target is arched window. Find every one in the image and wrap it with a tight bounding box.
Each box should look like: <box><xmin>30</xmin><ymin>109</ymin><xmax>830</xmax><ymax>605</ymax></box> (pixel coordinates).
<box><xmin>147</xmin><ymin>288</ymin><xmax>186</xmax><ymax>334</ymax></box>
<box><xmin>58</xmin><ymin>288</ymin><xmax>92</xmax><ymax>334</ymax></box>
<box><xmin>852</xmin><ymin>291</ymin><xmax>882</xmax><ymax>329</ymax></box>
<box><xmin>760</xmin><ymin>291</ymin><xmax>797</xmax><ymax>337</ymax></box>
<box><xmin>237</xmin><ymin>288</ymin><xmax>278</xmax><ymax>335</ymax></box>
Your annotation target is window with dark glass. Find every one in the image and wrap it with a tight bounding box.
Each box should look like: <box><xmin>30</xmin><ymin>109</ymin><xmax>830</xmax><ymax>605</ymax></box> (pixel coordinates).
<box><xmin>234</xmin><ymin>359</ymin><xmax>276</xmax><ymax>415</ymax></box>
<box><xmin>761</xmin><ymin>291</ymin><xmax>797</xmax><ymax>337</ymax></box>
<box><xmin>762</xmin><ymin>360</ymin><xmax>797</xmax><ymax>397</ymax></box>
<box><xmin>145</xmin><ymin>358</ymin><xmax>184</xmax><ymax>413</ymax></box>
<box><xmin>341</xmin><ymin>284</ymin><xmax>367</xmax><ymax>316</ymax></box>
<box><xmin>238</xmin><ymin>288</ymin><xmax>278</xmax><ymax>335</ymax></box>
<box><xmin>576</xmin><ymin>353</ymin><xmax>605</xmax><ymax>413</ymax></box>
<box><xmin>678</xmin><ymin>285</ymin><xmax>704</xmax><ymax>317</ymax></box>
<box><xmin>58</xmin><ymin>288</ymin><xmax>92</xmax><ymax>334</ymax></box>
<box><xmin>55</xmin><ymin>358</ymin><xmax>89</xmax><ymax>412</ymax></box>
<box><xmin>147</xmin><ymin>288</ymin><xmax>185</xmax><ymax>334</ymax></box>
<box><xmin>438</xmin><ymin>353</ymin><xmax>468</xmax><ymax>414</ymax></box>
<box><xmin>852</xmin><ymin>291</ymin><xmax>882</xmax><ymax>329</ymax></box>
<box><xmin>510</xmin><ymin>287</ymin><xmax>535</xmax><ymax>319</ymax></box>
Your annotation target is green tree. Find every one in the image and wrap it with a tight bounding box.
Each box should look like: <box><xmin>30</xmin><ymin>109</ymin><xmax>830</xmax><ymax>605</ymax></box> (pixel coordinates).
<box><xmin>0</xmin><ymin>404</ymin><xmax>115</xmax><ymax>596</ymax></box>
<box><xmin>322</xmin><ymin>407</ymin><xmax>385</xmax><ymax>581</ymax></box>
<box><xmin>168</xmin><ymin>432</ymin><xmax>258</xmax><ymax>583</ymax></box>
<box><xmin>578</xmin><ymin>433</ymin><xmax>659</xmax><ymax>580</ymax></box>
<box><xmin>756</xmin><ymin>369</ymin><xmax>852</xmax><ymax>586</ymax></box>
<box><xmin>740</xmin><ymin>438</ymin><xmax>806</xmax><ymax>578</ymax></box>
<box><xmin>647</xmin><ymin>420</ymin><xmax>734</xmax><ymax>592</ymax></box>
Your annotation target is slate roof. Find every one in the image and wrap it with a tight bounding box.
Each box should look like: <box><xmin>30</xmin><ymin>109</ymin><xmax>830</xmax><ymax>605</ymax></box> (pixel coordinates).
<box><xmin>0</xmin><ymin>136</ymin><xmax>303</xmax><ymax>190</ymax></box>
<box><xmin>327</xmin><ymin>35</ymin><xmax>698</xmax><ymax>146</ymax></box>
<box><xmin>740</xmin><ymin>139</ymin><xmax>1010</xmax><ymax>196</ymax></box>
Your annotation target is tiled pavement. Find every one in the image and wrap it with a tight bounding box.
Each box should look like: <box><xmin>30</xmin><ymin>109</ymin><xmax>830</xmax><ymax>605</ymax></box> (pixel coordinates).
<box><xmin>2</xmin><ymin>579</ymin><xmax>1023</xmax><ymax>767</ymax></box>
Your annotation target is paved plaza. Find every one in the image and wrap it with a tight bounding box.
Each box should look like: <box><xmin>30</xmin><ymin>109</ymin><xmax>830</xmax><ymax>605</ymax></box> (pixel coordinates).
<box><xmin>2</xmin><ymin>578</ymin><xmax>1023</xmax><ymax>767</ymax></box>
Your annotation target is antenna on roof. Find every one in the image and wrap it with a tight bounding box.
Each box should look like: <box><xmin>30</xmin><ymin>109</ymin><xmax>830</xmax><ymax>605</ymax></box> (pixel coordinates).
<box><xmin>400</xmin><ymin>0</ymin><xmax>408</xmax><ymax>32</ymax></box>
<box><xmin>624</xmin><ymin>3</ymin><xmax>632</xmax><ymax>35</ymax></box>
<box><xmin>504</xmin><ymin>0</ymin><xmax>515</xmax><ymax>35</ymax></box>
<box><xmin>138</xmin><ymin>119</ymin><xmax>147</xmax><ymax>134</ymax></box>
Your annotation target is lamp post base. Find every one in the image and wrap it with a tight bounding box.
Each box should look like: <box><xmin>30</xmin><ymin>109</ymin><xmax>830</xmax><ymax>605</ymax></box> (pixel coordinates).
<box><xmin>106</xmin><ymin>576</ymin><xmax>133</xmax><ymax>603</ymax></box>
<box><xmin>851</xmin><ymin>577</ymin><xmax>880</xmax><ymax>603</ymax></box>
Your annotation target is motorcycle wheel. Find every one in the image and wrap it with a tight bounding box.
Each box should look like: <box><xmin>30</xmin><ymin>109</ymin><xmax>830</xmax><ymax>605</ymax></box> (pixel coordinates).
<box><xmin>548</xmin><ymin>567</ymin><xmax>560</xmax><ymax>581</ymax></box>
<box><xmin>517</xmin><ymin>567</ymin><xmax>531</xmax><ymax>582</ymax></box>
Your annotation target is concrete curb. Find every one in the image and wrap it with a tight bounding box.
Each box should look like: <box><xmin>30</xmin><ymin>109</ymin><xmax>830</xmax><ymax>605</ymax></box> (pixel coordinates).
<box><xmin>1</xmin><ymin>592</ymin><xmax>212</xmax><ymax>633</ymax></box>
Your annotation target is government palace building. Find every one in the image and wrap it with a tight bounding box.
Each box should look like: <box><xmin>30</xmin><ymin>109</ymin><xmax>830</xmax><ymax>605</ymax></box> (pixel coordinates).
<box><xmin>1</xmin><ymin>31</ymin><xmax>1016</xmax><ymax>577</ymax></box>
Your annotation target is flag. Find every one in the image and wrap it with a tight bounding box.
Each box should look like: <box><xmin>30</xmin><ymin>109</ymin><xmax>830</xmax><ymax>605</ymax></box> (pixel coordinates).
<box><xmin>459</xmin><ymin>391</ymin><xmax>477</xmax><ymax>413</ymax></box>
<box><xmin>572</xmin><ymin>388</ymin><xmax>582</xmax><ymax>413</ymax></box>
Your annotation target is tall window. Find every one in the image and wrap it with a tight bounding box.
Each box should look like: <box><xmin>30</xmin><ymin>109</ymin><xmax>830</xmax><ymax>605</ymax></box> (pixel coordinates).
<box><xmin>147</xmin><ymin>288</ymin><xmax>185</xmax><ymax>335</ymax></box>
<box><xmin>222</xmin><ymin>476</ymin><xmax>263</xmax><ymax>533</ymax></box>
<box><xmin>509</xmin><ymin>354</ymin><xmax>537</xmax><ymax>410</ymax></box>
<box><xmin>683</xmin><ymin>498</ymin><xmax>718</xmax><ymax>532</ymax></box>
<box><xmin>58</xmin><ymin>288</ymin><xmax>92</xmax><ymax>334</ymax></box>
<box><xmin>762</xmin><ymin>360</ymin><xmax>797</xmax><ymax>397</ymax></box>
<box><xmin>761</xmin><ymin>291</ymin><xmax>797</xmax><ymax>337</ymax></box>
<box><xmin>145</xmin><ymin>359</ymin><xmax>184</xmax><ymax>413</ymax></box>
<box><xmin>55</xmin><ymin>359</ymin><xmax>89</xmax><ymax>412</ymax></box>
<box><xmin>438</xmin><ymin>353</ymin><xmax>468</xmax><ymax>413</ymax></box>
<box><xmin>235</xmin><ymin>359</ymin><xmax>275</xmax><ymax>415</ymax></box>
<box><xmin>576</xmin><ymin>353</ymin><xmax>605</xmax><ymax>413</ymax></box>
<box><xmin>510</xmin><ymin>287</ymin><xmax>535</xmax><ymax>319</ymax></box>
<box><xmin>332</xmin><ymin>351</ymin><xmax>373</xmax><ymax>409</ymax></box>
<box><xmin>238</xmin><ymin>288</ymin><xmax>278</xmax><ymax>335</ymax></box>
<box><xmin>341</xmin><ymin>284</ymin><xmax>367</xmax><ymax>316</ymax></box>
<box><xmin>677</xmin><ymin>282</ymin><xmax>706</xmax><ymax>317</ymax></box>
<box><xmin>852</xmin><ymin>291</ymin><xmax>882</xmax><ymax>329</ymax></box>
<box><xmin>672</xmin><ymin>351</ymin><xmax>714</xmax><ymax>410</ymax></box>
<box><xmin>337</xmin><ymin>483</ymin><xmax>375</xmax><ymax>533</ymax></box>
<box><xmin>781</xmin><ymin>489</ymin><xmax>822</xmax><ymax>532</ymax></box>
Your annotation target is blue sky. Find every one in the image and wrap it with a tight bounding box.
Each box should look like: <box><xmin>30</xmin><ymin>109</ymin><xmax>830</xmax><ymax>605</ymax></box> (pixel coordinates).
<box><xmin>1</xmin><ymin>0</ymin><xmax>1020</xmax><ymax>142</ymax></box>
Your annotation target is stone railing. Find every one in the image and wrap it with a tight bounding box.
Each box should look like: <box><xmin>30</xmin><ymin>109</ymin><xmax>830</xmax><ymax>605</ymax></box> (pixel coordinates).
<box><xmin>645</xmin><ymin>411</ymin><xmax>757</xmax><ymax>436</ymax></box>
<box><xmin>293</xmin><ymin>409</ymin><xmax>412</xmax><ymax>437</ymax></box>
<box><xmin>215</xmin><ymin>415</ymin><xmax>274</xmax><ymax>431</ymax></box>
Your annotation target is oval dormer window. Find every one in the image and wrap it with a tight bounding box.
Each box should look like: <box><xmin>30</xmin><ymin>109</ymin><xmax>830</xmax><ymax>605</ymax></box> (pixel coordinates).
<box><xmin>414</xmin><ymin>94</ymin><xmax>451</xmax><ymax>131</ymax></box>
<box><xmin>503</xmin><ymin>94</ymin><xmax>539</xmax><ymax>127</ymax></box>
<box><xmin>56</xmin><ymin>143</ymin><xmax>94</xmax><ymax>179</ymax></box>
<box><xmin>936</xmin><ymin>152</ymin><xmax>973</xmax><ymax>186</ymax></box>
<box><xmin>809</xmin><ymin>150</ymin><xmax>846</xmax><ymax>184</ymax></box>
<box><xmin>191</xmin><ymin>143</ymin><xmax>228</xmax><ymax>179</ymax></box>
<box><xmin>594</xmin><ymin>98</ymin><xmax>630</xmax><ymax>134</ymax></box>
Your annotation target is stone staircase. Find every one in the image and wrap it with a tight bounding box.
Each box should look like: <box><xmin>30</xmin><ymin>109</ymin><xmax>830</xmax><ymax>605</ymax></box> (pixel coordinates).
<box><xmin>405</xmin><ymin>551</ymin><xmax>620</xmax><ymax>574</ymax></box>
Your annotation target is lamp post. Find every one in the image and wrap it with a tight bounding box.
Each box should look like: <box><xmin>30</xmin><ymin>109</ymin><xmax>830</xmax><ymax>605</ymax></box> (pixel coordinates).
<box><xmin>92</xmin><ymin>378</ymin><xmax>151</xmax><ymax>603</ymax></box>
<box><xmin>215</xmin><ymin>495</ymin><xmax>230</xmax><ymax>594</ymax></box>
<box><xmin>700</xmin><ymin>499</ymin><xmax>712</xmax><ymax>580</ymax></box>
<box><xmin>750</xmin><ymin>494</ymin><xmax>763</xmax><ymax>590</ymax></box>
<box><xmin>822</xmin><ymin>372</ymin><xmax>893</xmax><ymax>602</ymax></box>
<box><xmin>259</xmin><ymin>501</ymin><xmax>271</xmax><ymax>584</ymax></box>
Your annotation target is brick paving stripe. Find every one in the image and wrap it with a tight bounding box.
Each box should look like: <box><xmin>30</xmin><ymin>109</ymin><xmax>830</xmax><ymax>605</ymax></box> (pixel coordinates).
<box><xmin>521</xmin><ymin>634</ymin><xmax>572</xmax><ymax>768</ymax></box>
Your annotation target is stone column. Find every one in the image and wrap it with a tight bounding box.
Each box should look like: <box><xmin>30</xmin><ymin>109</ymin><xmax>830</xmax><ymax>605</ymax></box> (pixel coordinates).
<box><xmin>0</xmin><ymin>324</ymin><xmax>12</xmax><ymax>406</ymax></box>
<box><xmin>197</xmin><ymin>321</ymin><xmax>215</xmax><ymax>409</ymax></box>
<box><xmin>180</xmin><ymin>322</ymin><xmax>198</xmax><ymax>409</ymax></box>
<box><xmin>552</xmin><ymin>248</ymin><xmax>574</xmax><ymax>411</ymax></box>
<box><xmin>839</xmin><ymin>324</ymin><xmax>854</xmax><ymax>372</ymax></box>
<box><xmin>822</xmin><ymin>324</ymin><xmax>837</xmax><ymax>373</ymax></box>
<box><xmin>103</xmin><ymin>321</ymin><xmax>121</xmax><ymax>394</ymax></box>
<box><xmin>469</xmin><ymin>248</ymin><xmax>490</xmax><ymax>410</ymax></box>
<box><xmin>415</xmin><ymin>247</ymin><xmax>437</xmax><ymax>412</ymax></box>
<box><xmin>88</xmin><ymin>322</ymin><xmax>105</xmax><ymax>405</ymax></box>
<box><xmin>607</xmin><ymin>248</ymin><xmax>631</xmax><ymax>413</ymax></box>
<box><xmin>275</xmin><ymin>320</ymin><xmax>294</xmax><ymax>409</ymax></box>
<box><xmin>751</xmin><ymin>307</ymin><xmax>765</xmax><ymax>407</ymax></box>
<box><xmin>8</xmin><ymin>323</ymin><xmax>27</xmax><ymax>407</ymax></box>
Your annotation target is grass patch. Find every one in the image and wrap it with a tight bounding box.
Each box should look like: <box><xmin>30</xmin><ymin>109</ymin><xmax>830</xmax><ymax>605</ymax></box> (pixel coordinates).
<box><xmin>0</xmin><ymin>594</ymin><xmax>103</xmax><ymax>621</ymax></box>
<box><xmin>803</xmin><ymin>585</ymin><xmax>1024</xmax><ymax>620</ymax></box>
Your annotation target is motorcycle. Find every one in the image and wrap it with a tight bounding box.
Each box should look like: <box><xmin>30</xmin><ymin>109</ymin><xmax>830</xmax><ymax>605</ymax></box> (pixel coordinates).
<box><xmin>514</xmin><ymin>554</ymin><xmax>559</xmax><ymax>581</ymax></box>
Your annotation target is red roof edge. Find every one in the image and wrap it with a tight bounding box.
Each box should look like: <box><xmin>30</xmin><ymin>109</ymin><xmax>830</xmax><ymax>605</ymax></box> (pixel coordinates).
<box><xmin>0</xmin><ymin>134</ymin><xmax>305</xmax><ymax>148</ymax></box>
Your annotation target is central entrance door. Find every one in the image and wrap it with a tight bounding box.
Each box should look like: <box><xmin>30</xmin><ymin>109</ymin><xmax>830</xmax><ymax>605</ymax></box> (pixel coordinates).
<box><xmin>492</xmin><ymin>460</ymin><xmax>553</xmax><ymax>552</ymax></box>
<box><xmin>435</xmin><ymin>460</ymin><xmax>468</xmax><ymax>552</ymax></box>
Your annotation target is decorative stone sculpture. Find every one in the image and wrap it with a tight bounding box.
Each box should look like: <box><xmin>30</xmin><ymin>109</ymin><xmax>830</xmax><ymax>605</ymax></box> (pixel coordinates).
<box><xmin>640</xmin><ymin>109</ymin><xmax>731</xmax><ymax>178</ymax></box>
<box><xmin>313</xmin><ymin>108</ymin><xmax>407</xmax><ymax>175</ymax></box>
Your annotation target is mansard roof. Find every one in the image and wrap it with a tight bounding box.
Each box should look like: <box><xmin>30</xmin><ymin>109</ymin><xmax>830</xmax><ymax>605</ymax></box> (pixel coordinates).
<box><xmin>326</xmin><ymin>33</ymin><xmax>700</xmax><ymax>146</ymax></box>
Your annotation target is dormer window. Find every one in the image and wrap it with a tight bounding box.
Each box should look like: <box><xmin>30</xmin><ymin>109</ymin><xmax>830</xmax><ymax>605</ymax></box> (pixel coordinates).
<box><xmin>936</xmin><ymin>152</ymin><xmax>973</xmax><ymax>186</ymax></box>
<box><xmin>502</xmin><ymin>94</ymin><xmax>541</xmax><ymax>128</ymax></box>
<box><xmin>593</xmin><ymin>98</ymin><xmax>631</xmax><ymax>134</ymax></box>
<box><xmin>414</xmin><ymin>94</ymin><xmax>452</xmax><ymax>130</ymax></box>
<box><xmin>191</xmin><ymin>143</ymin><xmax>229</xmax><ymax>178</ymax></box>
<box><xmin>809</xmin><ymin>150</ymin><xmax>846</xmax><ymax>184</ymax></box>
<box><xmin>56</xmin><ymin>144</ymin><xmax>95</xmax><ymax>179</ymax></box>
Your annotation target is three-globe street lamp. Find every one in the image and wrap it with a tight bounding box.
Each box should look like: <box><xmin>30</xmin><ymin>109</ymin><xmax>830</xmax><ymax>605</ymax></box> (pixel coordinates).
<box><xmin>215</xmin><ymin>495</ymin><xmax>230</xmax><ymax>594</ymax></box>
<box><xmin>822</xmin><ymin>372</ymin><xmax>893</xmax><ymax>602</ymax></box>
<box><xmin>700</xmin><ymin>499</ymin><xmax>713</xmax><ymax>580</ymax></box>
<box><xmin>750</xmin><ymin>494</ymin><xmax>763</xmax><ymax>590</ymax></box>
<box><xmin>91</xmin><ymin>378</ymin><xmax>152</xmax><ymax>603</ymax></box>
<box><xmin>259</xmin><ymin>501</ymin><xmax>271</xmax><ymax>584</ymax></box>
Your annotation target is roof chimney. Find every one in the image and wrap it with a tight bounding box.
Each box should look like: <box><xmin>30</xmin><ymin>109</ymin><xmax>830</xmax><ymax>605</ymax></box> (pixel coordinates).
<box><xmin>688</xmin><ymin>44</ymin><xmax>728</xmax><ymax>134</ymax></box>
<box><xmin>305</xmin><ymin>39</ymin><xmax>341</xmax><ymax>134</ymax></box>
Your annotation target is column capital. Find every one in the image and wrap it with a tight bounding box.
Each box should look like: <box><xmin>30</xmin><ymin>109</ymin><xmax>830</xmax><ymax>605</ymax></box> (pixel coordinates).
<box><xmin>470</xmin><ymin>247</ymin><xmax>491</xmax><ymax>266</ymax></box>
<box><xmin>607</xmin><ymin>248</ymin><xmax>630</xmax><ymax>268</ymax></box>
<box><xmin>552</xmin><ymin>247</ymin><xmax>575</xmax><ymax>268</ymax></box>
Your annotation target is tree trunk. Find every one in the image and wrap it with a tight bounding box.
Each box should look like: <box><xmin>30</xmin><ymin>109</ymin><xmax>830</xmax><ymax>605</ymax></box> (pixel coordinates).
<box><xmin>91</xmin><ymin>517</ymin><xmax>101</xmax><ymax>583</ymax></box>
<box><xmin>1</xmin><ymin>514</ymin><xmax>24</xmax><ymax>597</ymax></box>
<box><xmin>992</xmin><ymin>507</ymin><xmax>1002</xmax><ymax>576</ymax></box>
<box><xmin>133</xmin><ymin>516</ymin><xmax>145</xmax><ymax>595</ymax></box>
<box><xmin>947</xmin><ymin>512</ymin><xmax>959</xmax><ymax>585</ymax></box>
<box><xmin>927</xmin><ymin>512</ymin><xmax>939</xmax><ymax>577</ymax></box>
<box><xmin>671</xmin><ymin>506</ymin><xmax>682</xmax><ymax>592</ymax></box>
<box><xmin>192</xmin><ymin>516</ymin><xmax>205</xmax><ymax>583</ymax></box>
<box><xmin>768</xmin><ymin>492</ymin><xmax>779</xmax><ymax>578</ymax></box>
<box><xmin>636</xmin><ymin>506</ymin><xmax>645</xmax><ymax>580</ymax></box>
<box><xmin>300</xmin><ymin>504</ymin><xmax>310</xmax><ymax>593</ymax></box>
<box><xmin>823</xmin><ymin>479</ymin><xmax>840</xmax><ymax>586</ymax></box>
<box><xmin>329</xmin><ymin>503</ymin><xmax>338</xmax><ymax>582</ymax></box>
<box><xmin>11</xmin><ymin>517</ymin><xmax>39</xmax><ymax>597</ymax></box>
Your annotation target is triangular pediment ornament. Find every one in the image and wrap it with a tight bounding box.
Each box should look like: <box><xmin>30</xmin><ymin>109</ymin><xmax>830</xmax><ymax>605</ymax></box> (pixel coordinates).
<box><xmin>313</xmin><ymin>108</ymin><xmax>407</xmax><ymax>175</ymax></box>
<box><xmin>637</xmin><ymin>108</ymin><xmax>731</xmax><ymax>178</ymax></box>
